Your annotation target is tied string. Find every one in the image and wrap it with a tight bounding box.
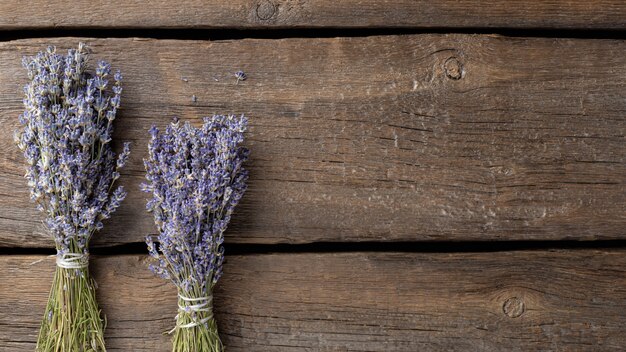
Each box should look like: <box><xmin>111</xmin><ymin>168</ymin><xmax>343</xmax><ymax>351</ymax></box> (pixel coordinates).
<box><xmin>170</xmin><ymin>294</ymin><xmax>214</xmax><ymax>333</ymax></box>
<box><xmin>56</xmin><ymin>252</ymin><xmax>89</xmax><ymax>269</ymax></box>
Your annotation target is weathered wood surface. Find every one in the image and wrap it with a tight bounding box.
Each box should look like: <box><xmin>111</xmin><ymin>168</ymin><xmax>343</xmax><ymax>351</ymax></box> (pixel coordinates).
<box><xmin>1</xmin><ymin>250</ymin><xmax>624</xmax><ymax>351</ymax></box>
<box><xmin>0</xmin><ymin>1</ymin><xmax>625</xmax><ymax>30</ymax></box>
<box><xmin>0</xmin><ymin>36</ymin><xmax>624</xmax><ymax>247</ymax></box>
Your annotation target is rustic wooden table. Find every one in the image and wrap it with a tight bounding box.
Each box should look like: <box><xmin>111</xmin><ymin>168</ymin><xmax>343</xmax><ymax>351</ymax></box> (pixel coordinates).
<box><xmin>0</xmin><ymin>1</ymin><xmax>625</xmax><ymax>351</ymax></box>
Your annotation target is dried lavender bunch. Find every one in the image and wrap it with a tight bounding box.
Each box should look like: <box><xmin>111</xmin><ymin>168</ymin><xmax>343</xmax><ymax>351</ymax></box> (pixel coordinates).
<box><xmin>15</xmin><ymin>43</ymin><xmax>129</xmax><ymax>352</ymax></box>
<box><xmin>142</xmin><ymin>115</ymin><xmax>248</xmax><ymax>352</ymax></box>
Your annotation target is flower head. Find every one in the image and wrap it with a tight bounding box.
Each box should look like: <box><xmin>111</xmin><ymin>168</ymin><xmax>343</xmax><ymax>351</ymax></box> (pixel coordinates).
<box><xmin>142</xmin><ymin>115</ymin><xmax>248</xmax><ymax>292</ymax></box>
<box><xmin>15</xmin><ymin>43</ymin><xmax>129</xmax><ymax>253</ymax></box>
<box><xmin>234</xmin><ymin>70</ymin><xmax>247</xmax><ymax>83</ymax></box>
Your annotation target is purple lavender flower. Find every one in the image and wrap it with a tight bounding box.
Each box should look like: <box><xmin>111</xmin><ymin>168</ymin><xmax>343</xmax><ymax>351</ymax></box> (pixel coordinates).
<box><xmin>234</xmin><ymin>70</ymin><xmax>246</xmax><ymax>83</ymax></box>
<box><xmin>15</xmin><ymin>43</ymin><xmax>129</xmax><ymax>253</ymax></box>
<box><xmin>142</xmin><ymin>115</ymin><xmax>248</xmax><ymax>290</ymax></box>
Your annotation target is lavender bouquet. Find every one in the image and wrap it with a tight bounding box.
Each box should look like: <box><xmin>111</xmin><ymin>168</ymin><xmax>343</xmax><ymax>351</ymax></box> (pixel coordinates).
<box><xmin>142</xmin><ymin>115</ymin><xmax>248</xmax><ymax>351</ymax></box>
<box><xmin>15</xmin><ymin>44</ymin><xmax>129</xmax><ymax>351</ymax></box>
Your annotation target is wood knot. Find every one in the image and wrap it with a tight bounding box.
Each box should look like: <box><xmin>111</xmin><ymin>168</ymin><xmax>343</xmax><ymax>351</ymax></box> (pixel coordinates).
<box><xmin>502</xmin><ymin>297</ymin><xmax>525</xmax><ymax>318</ymax></box>
<box><xmin>256</xmin><ymin>0</ymin><xmax>277</xmax><ymax>20</ymax></box>
<box><xmin>444</xmin><ymin>57</ymin><xmax>463</xmax><ymax>80</ymax></box>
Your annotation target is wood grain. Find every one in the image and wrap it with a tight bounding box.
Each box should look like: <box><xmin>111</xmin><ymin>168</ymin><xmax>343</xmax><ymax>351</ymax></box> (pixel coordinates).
<box><xmin>1</xmin><ymin>250</ymin><xmax>625</xmax><ymax>351</ymax></box>
<box><xmin>0</xmin><ymin>36</ymin><xmax>624</xmax><ymax>247</ymax></box>
<box><xmin>0</xmin><ymin>1</ymin><xmax>625</xmax><ymax>30</ymax></box>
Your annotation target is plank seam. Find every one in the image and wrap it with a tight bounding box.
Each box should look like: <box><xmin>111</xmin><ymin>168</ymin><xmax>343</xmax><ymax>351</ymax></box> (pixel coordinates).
<box><xmin>2</xmin><ymin>240</ymin><xmax>626</xmax><ymax>256</ymax></box>
<box><xmin>0</xmin><ymin>27</ymin><xmax>625</xmax><ymax>43</ymax></box>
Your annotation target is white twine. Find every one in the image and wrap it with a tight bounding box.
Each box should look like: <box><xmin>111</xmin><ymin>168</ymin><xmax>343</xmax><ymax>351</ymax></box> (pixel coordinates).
<box><xmin>28</xmin><ymin>255</ymin><xmax>54</xmax><ymax>266</ymax></box>
<box><xmin>56</xmin><ymin>252</ymin><xmax>89</xmax><ymax>269</ymax></box>
<box><xmin>171</xmin><ymin>294</ymin><xmax>214</xmax><ymax>332</ymax></box>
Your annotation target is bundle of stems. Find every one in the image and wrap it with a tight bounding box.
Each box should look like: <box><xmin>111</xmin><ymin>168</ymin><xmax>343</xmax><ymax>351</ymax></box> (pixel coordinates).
<box><xmin>37</xmin><ymin>241</ymin><xmax>105</xmax><ymax>351</ymax></box>
<box><xmin>16</xmin><ymin>43</ymin><xmax>129</xmax><ymax>351</ymax></box>
<box><xmin>171</xmin><ymin>286</ymin><xmax>222</xmax><ymax>352</ymax></box>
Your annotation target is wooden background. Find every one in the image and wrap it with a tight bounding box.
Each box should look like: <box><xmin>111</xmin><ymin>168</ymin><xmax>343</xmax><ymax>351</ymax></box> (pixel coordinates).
<box><xmin>0</xmin><ymin>1</ymin><xmax>625</xmax><ymax>351</ymax></box>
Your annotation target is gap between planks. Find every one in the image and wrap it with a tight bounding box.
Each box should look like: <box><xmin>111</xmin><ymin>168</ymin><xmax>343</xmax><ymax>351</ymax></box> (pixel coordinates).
<box><xmin>1</xmin><ymin>28</ymin><xmax>626</xmax><ymax>44</ymax></box>
<box><xmin>3</xmin><ymin>240</ymin><xmax>626</xmax><ymax>257</ymax></box>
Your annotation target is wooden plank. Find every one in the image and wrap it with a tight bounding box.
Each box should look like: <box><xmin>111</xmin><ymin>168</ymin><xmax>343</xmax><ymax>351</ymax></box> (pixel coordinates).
<box><xmin>0</xmin><ymin>1</ymin><xmax>625</xmax><ymax>30</ymax></box>
<box><xmin>1</xmin><ymin>250</ymin><xmax>625</xmax><ymax>350</ymax></box>
<box><xmin>0</xmin><ymin>36</ymin><xmax>624</xmax><ymax>247</ymax></box>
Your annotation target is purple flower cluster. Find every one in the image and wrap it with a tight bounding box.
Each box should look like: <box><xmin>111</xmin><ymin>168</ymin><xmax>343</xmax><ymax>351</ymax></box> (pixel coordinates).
<box><xmin>15</xmin><ymin>43</ymin><xmax>129</xmax><ymax>254</ymax></box>
<box><xmin>142</xmin><ymin>115</ymin><xmax>248</xmax><ymax>293</ymax></box>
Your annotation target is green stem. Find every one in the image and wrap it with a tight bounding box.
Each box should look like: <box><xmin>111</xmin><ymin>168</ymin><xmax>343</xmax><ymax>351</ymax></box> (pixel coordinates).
<box><xmin>36</xmin><ymin>265</ymin><xmax>106</xmax><ymax>352</ymax></box>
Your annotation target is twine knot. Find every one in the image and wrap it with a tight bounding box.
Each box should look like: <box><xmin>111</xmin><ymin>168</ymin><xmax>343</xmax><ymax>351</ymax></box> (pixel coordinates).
<box><xmin>56</xmin><ymin>252</ymin><xmax>89</xmax><ymax>269</ymax></box>
<box><xmin>173</xmin><ymin>294</ymin><xmax>214</xmax><ymax>331</ymax></box>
